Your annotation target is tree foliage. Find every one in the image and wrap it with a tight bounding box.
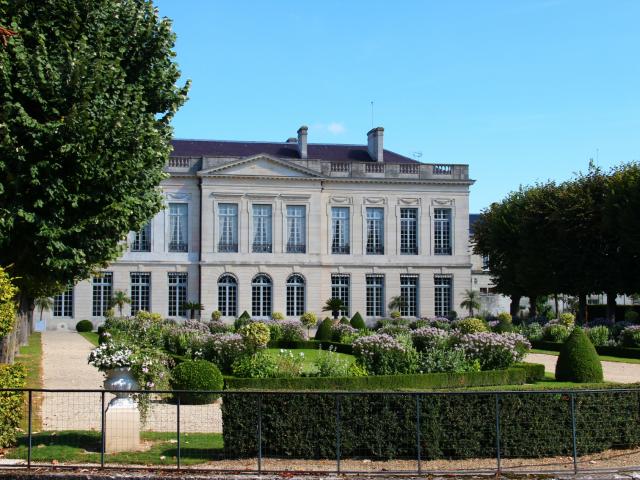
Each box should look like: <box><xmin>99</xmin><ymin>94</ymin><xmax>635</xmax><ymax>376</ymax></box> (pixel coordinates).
<box><xmin>0</xmin><ymin>0</ymin><xmax>189</xmax><ymax>300</ymax></box>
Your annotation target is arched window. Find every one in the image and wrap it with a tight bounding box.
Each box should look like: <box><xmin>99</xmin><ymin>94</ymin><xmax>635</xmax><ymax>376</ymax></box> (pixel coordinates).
<box><xmin>286</xmin><ymin>274</ymin><xmax>305</xmax><ymax>317</ymax></box>
<box><xmin>252</xmin><ymin>274</ymin><xmax>272</xmax><ymax>319</ymax></box>
<box><xmin>218</xmin><ymin>274</ymin><xmax>237</xmax><ymax>317</ymax></box>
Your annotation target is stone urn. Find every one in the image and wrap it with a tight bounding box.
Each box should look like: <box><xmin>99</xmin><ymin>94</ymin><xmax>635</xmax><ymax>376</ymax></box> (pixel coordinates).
<box><xmin>104</xmin><ymin>367</ymin><xmax>139</xmax><ymax>408</ymax></box>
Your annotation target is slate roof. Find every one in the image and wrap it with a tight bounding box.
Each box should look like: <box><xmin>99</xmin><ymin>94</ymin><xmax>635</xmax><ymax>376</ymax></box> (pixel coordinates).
<box><xmin>170</xmin><ymin>139</ymin><xmax>419</xmax><ymax>164</ymax></box>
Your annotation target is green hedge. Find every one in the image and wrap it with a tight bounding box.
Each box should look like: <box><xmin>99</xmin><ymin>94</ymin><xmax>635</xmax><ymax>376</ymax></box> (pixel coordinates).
<box><xmin>0</xmin><ymin>363</ymin><xmax>26</xmax><ymax>447</ymax></box>
<box><xmin>267</xmin><ymin>339</ymin><xmax>353</xmax><ymax>355</ymax></box>
<box><xmin>226</xmin><ymin>367</ymin><xmax>527</xmax><ymax>391</ymax></box>
<box><xmin>222</xmin><ymin>387</ymin><xmax>640</xmax><ymax>460</ymax></box>
<box><xmin>513</xmin><ymin>362</ymin><xmax>546</xmax><ymax>383</ymax></box>
<box><xmin>532</xmin><ymin>340</ymin><xmax>640</xmax><ymax>359</ymax></box>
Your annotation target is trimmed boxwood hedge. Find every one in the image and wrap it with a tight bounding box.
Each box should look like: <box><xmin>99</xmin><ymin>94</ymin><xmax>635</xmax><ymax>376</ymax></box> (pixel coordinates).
<box><xmin>532</xmin><ymin>340</ymin><xmax>640</xmax><ymax>359</ymax></box>
<box><xmin>0</xmin><ymin>363</ymin><xmax>26</xmax><ymax>447</ymax></box>
<box><xmin>267</xmin><ymin>339</ymin><xmax>353</xmax><ymax>355</ymax></box>
<box><xmin>222</xmin><ymin>387</ymin><xmax>640</xmax><ymax>460</ymax></box>
<box><xmin>226</xmin><ymin>367</ymin><xmax>529</xmax><ymax>391</ymax></box>
<box><xmin>513</xmin><ymin>362</ymin><xmax>546</xmax><ymax>383</ymax></box>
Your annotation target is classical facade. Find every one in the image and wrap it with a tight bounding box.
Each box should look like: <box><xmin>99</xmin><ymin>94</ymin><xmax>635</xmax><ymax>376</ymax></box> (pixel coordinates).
<box><xmin>40</xmin><ymin>126</ymin><xmax>474</xmax><ymax>330</ymax></box>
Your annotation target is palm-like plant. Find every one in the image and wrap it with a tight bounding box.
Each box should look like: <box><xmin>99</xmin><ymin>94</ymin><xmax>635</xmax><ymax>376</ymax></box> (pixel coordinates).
<box><xmin>111</xmin><ymin>290</ymin><xmax>131</xmax><ymax>317</ymax></box>
<box><xmin>388</xmin><ymin>296</ymin><xmax>407</xmax><ymax>313</ymax></box>
<box><xmin>183</xmin><ymin>301</ymin><xmax>204</xmax><ymax>320</ymax></box>
<box><xmin>460</xmin><ymin>289</ymin><xmax>481</xmax><ymax>317</ymax></box>
<box><xmin>322</xmin><ymin>297</ymin><xmax>346</xmax><ymax>320</ymax></box>
<box><xmin>34</xmin><ymin>297</ymin><xmax>53</xmax><ymax>323</ymax></box>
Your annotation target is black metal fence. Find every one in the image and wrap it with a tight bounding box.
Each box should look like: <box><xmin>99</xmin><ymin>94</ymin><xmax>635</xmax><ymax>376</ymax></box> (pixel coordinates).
<box><xmin>2</xmin><ymin>387</ymin><xmax>640</xmax><ymax>475</ymax></box>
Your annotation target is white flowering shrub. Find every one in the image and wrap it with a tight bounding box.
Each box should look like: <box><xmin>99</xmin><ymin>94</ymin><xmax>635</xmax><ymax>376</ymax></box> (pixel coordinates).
<box><xmin>352</xmin><ymin>334</ymin><xmax>419</xmax><ymax>375</ymax></box>
<box><xmin>452</xmin><ymin>332</ymin><xmax>531</xmax><ymax>370</ymax></box>
<box><xmin>411</xmin><ymin>327</ymin><xmax>451</xmax><ymax>352</ymax></box>
<box><xmin>279</xmin><ymin>320</ymin><xmax>305</xmax><ymax>343</ymax></box>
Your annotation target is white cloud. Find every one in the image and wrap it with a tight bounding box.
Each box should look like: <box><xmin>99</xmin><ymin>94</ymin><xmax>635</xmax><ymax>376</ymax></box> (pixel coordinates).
<box><xmin>327</xmin><ymin>122</ymin><xmax>346</xmax><ymax>135</ymax></box>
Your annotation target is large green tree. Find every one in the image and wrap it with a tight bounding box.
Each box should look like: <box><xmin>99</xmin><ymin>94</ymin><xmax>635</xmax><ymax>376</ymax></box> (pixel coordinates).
<box><xmin>0</xmin><ymin>1</ymin><xmax>189</xmax><ymax>348</ymax></box>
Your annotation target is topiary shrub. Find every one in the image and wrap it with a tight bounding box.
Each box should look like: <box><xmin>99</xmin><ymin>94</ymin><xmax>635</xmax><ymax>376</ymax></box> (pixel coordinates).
<box><xmin>624</xmin><ymin>310</ymin><xmax>640</xmax><ymax>323</ymax></box>
<box><xmin>350</xmin><ymin>312</ymin><xmax>366</xmax><ymax>330</ymax></box>
<box><xmin>390</xmin><ymin>310</ymin><xmax>401</xmax><ymax>319</ymax></box>
<box><xmin>271</xmin><ymin>311</ymin><xmax>285</xmax><ymax>321</ymax></box>
<box><xmin>315</xmin><ymin>318</ymin><xmax>334</xmax><ymax>341</ymax></box>
<box><xmin>339</xmin><ymin>316</ymin><xmax>350</xmax><ymax>325</ymax></box>
<box><xmin>555</xmin><ymin>327</ymin><xmax>603</xmax><ymax>383</ymax></box>
<box><xmin>300</xmin><ymin>312</ymin><xmax>317</xmax><ymax>338</ymax></box>
<box><xmin>239</xmin><ymin>322</ymin><xmax>270</xmax><ymax>352</ymax></box>
<box><xmin>211</xmin><ymin>310</ymin><xmax>222</xmax><ymax>322</ymax></box>
<box><xmin>170</xmin><ymin>360</ymin><xmax>223</xmax><ymax>404</ymax></box>
<box><xmin>75</xmin><ymin>319</ymin><xmax>93</xmax><ymax>332</ymax></box>
<box><xmin>497</xmin><ymin>312</ymin><xmax>512</xmax><ymax>324</ymax></box>
<box><xmin>234</xmin><ymin>311</ymin><xmax>251</xmax><ymax>331</ymax></box>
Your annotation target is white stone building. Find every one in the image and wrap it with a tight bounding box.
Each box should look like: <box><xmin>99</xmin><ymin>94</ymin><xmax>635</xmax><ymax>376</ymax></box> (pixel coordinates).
<box><xmin>40</xmin><ymin>127</ymin><xmax>474</xmax><ymax>330</ymax></box>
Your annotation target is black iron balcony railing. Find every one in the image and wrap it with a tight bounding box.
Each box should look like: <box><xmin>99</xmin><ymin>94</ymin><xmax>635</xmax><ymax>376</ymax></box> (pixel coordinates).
<box><xmin>252</xmin><ymin>243</ymin><xmax>272</xmax><ymax>253</ymax></box>
<box><xmin>218</xmin><ymin>243</ymin><xmax>238</xmax><ymax>253</ymax></box>
<box><xmin>332</xmin><ymin>244</ymin><xmax>350</xmax><ymax>254</ymax></box>
<box><xmin>366</xmin><ymin>245</ymin><xmax>385</xmax><ymax>255</ymax></box>
<box><xmin>434</xmin><ymin>246</ymin><xmax>452</xmax><ymax>255</ymax></box>
<box><xmin>286</xmin><ymin>243</ymin><xmax>306</xmax><ymax>254</ymax></box>
<box><xmin>168</xmin><ymin>241</ymin><xmax>188</xmax><ymax>252</ymax></box>
<box><xmin>401</xmin><ymin>245</ymin><xmax>419</xmax><ymax>255</ymax></box>
<box><xmin>130</xmin><ymin>241</ymin><xmax>151</xmax><ymax>252</ymax></box>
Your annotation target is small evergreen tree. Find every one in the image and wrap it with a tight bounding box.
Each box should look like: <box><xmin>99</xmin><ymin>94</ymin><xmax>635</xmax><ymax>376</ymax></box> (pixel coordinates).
<box><xmin>315</xmin><ymin>318</ymin><xmax>333</xmax><ymax>341</ymax></box>
<box><xmin>555</xmin><ymin>327</ymin><xmax>603</xmax><ymax>383</ymax></box>
<box><xmin>350</xmin><ymin>312</ymin><xmax>366</xmax><ymax>330</ymax></box>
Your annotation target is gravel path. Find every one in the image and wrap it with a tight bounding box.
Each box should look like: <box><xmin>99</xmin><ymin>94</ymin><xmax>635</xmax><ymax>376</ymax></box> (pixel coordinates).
<box><xmin>40</xmin><ymin>331</ymin><xmax>221</xmax><ymax>433</ymax></box>
<box><xmin>525</xmin><ymin>353</ymin><xmax>640</xmax><ymax>383</ymax></box>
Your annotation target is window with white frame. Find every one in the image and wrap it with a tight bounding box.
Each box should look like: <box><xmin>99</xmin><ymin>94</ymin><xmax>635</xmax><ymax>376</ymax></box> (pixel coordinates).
<box><xmin>130</xmin><ymin>272</ymin><xmax>151</xmax><ymax>314</ymax></box>
<box><xmin>482</xmin><ymin>254</ymin><xmax>490</xmax><ymax>271</ymax></box>
<box><xmin>286</xmin><ymin>274</ymin><xmax>305</xmax><ymax>316</ymax></box>
<box><xmin>331</xmin><ymin>207</ymin><xmax>350</xmax><ymax>254</ymax></box>
<box><xmin>366</xmin><ymin>274</ymin><xmax>385</xmax><ymax>317</ymax></box>
<box><xmin>218</xmin><ymin>274</ymin><xmax>237</xmax><ymax>317</ymax></box>
<box><xmin>168</xmin><ymin>203</ymin><xmax>188</xmax><ymax>252</ymax></box>
<box><xmin>53</xmin><ymin>285</ymin><xmax>73</xmax><ymax>317</ymax></box>
<box><xmin>92</xmin><ymin>273</ymin><xmax>112</xmax><ymax>317</ymax></box>
<box><xmin>434</xmin><ymin>275</ymin><xmax>453</xmax><ymax>317</ymax></box>
<box><xmin>400</xmin><ymin>275</ymin><xmax>418</xmax><ymax>317</ymax></box>
<box><xmin>218</xmin><ymin>203</ymin><xmax>238</xmax><ymax>253</ymax></box>
<box><xmin>366</xmin><ymin>207</ymin><xmax>384</xmax><ymax>255</ymax></box>
<box><xmin>252</xmin><ymin>205</ymin><xmax>272</xmax><ymax>253</ymax></box>
<box><xmin>131</xmin><ymin>222</ymin><xmax>151</xmax><ymax>252</ymax></box>
<box><xmin>168</xmin><ymin>272</ymin><xmax>187</xmax><ymax>317</ymax></box>
<box><xmin>434</xmin><ymin>208</ymin><xmax>452</xmax><ymax>255</ymax></box>
<box><xmin>252</xmin><ymin>274</ymin><xmax>272</xmax><ymax>318</ymax></box>
<box><xmin>286</xmin><ymin>205</ymin><xmax>306</xmax><ymax>253</ymax></box>
<box><xmin>331</xmin><ymin>274</ymin><xmax>350</xmax><ymax>316</ymax></box>
<box><xmin>400</xmin><ymin>208</ymin><xmax>418</xmax><ymax>255</ymax></box>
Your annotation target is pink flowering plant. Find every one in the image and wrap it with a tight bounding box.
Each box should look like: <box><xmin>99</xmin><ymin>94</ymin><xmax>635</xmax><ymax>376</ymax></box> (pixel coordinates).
<box><xmin>411</xmin><ymin>327</ymin><xmax>451</xmax><ymax>351</ymax></box>
<box><xmin>203</xmin><ymin>333</ymin><xmax>247</xmax><ymax>372</ymax></box>
<box><xmin>452</xmin><ymin>332</ymin><xmax>530</xmax><ymax>370</ymax></box>
<box><xmin>352</xmin><ymin>334</ymin><xmax>419</xmax><ymax>375</ymax></box>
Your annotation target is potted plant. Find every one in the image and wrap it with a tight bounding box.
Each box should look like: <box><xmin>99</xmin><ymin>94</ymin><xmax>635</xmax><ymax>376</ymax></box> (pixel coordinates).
<box><xmin>183</xmin><ymin>301</ymin><xmax>204</xmax><ymax>320</ymax></box>
<box><xmin>322</xmin><ymin>297</ymin><xmax>346</xmax><ymax>321</ymax></box>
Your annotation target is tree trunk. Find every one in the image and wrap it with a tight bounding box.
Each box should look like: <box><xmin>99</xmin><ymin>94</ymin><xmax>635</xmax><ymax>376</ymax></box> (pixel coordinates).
<box><xmin>577</xmin><ymin>293</ymin><xmax>587</xmax><ymax>324</ymax></box>
<box><xmin>606</xmin><ymin>291</ymin><xmax>617</xmax><ymax>323</ymax></box>
<box><xmin>509</xmin><ymin>295</ymin><xmax>521</xmax><ymax>318</ymax></box>
<box><xmin>528</xmin><ymin>295</ymin><xmax>538</xmax><ymax>319</ymax></box>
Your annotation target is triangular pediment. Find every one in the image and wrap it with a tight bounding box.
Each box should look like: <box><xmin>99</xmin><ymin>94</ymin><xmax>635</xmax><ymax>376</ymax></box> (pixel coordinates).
<box><xmin>198</xmin><ymin>155</ymin><xmax>323</xmax><ymax>178</ymax></box>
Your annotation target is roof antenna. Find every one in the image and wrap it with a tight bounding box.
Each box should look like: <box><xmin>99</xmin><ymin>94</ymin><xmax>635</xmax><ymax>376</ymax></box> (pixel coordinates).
<box><xmin>370</xmin><ymin>101</ymin><xmax>374</xmax><ymax>128</ymax></box>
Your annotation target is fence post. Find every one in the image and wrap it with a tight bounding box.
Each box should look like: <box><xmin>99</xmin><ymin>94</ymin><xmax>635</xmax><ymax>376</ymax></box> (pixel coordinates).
<box><xmin>27</xmin><ymin>390</ymin><xmax>32</xmax><ymax>469</ymax></box>
<box><xmin>257</xmin><ymin>394</ymin><xmax>262</xmax><ymax>474</ymax></box>
<box><xmin>570</xmin><ymin>393</ymin><xmax>578</xmax><ymax>474</ymax></box>
<box><xmin>416</xmin><ymin>395</ymin><xmax>421</xmax><ymax>475</ymax></box>
<box><xmin>100</xmin><ymin>391</ymin><xmax>105</xmax><ymax>468</ymax></box>
<box><xmin>336</xmin><ymin>394</ymin><xmax>341</xmax><ymax>474</ymax></box>
<box><xmin>495</xmin><ymin>393</ymin><xmax>501</xmax><ymax>473</ymax></box>
<box><xmin>176</xmin><ymin>393</ymin><xmax>181</xmax><ymax>470</ymax></box>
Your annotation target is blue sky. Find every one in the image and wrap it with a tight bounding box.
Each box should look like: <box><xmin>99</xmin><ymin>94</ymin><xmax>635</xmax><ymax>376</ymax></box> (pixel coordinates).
<box><xmin>155</xmin><ymin>0</ymin><xmax>640</xmax><ymax>212</ymax></box>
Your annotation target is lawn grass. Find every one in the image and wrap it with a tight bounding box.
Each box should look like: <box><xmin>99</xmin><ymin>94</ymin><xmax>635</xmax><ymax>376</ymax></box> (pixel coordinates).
<box><xmin>6</xmin><ymin>431</ymin><xmax>224</xmax><ymax>466</ymax></box>
<box><xmin>263</xmin><ymin>347</ymin><xmax>354</xmax><ymax>374</ymax></box>
<box><xmin>530</xmin><ymin>348</ymin><xmax>640</xmax><ymax>365</ymax></box>
<box><xmin>79</xmin><ymin>331</ymin><xmax>100</xmax><ymax>347</ymax></box>
<box><xmin>15</xmin><ymin>332</ymin><xmax>43</xmax><ymax>431</ymax></box>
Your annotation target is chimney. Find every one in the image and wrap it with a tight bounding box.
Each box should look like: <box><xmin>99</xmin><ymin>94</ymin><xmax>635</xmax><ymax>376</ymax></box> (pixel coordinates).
<box><xmin>297</xmin><ymin>126</ymin><xmax>308</xmax><ymax>159</ymax></box>
<box><xmin>367</xmin><ymin>126</ymin><xmax>384</xmax><ymax>162</ymax></box>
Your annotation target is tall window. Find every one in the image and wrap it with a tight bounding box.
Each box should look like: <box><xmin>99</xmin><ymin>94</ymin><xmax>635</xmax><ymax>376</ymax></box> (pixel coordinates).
<box><xmin>218</xmin><ymin>274</ymin><xmax>237</xmax><ymax>317</ymax></box>
<box><xmin>252</xmin><ymin>205</ymin><xmax>272</xmax><ymax>253</ymax></box>
<box><xmin>218</xmin><ymin>203</ymin><xmax>238</xmax><ymax>253</ymax></box>
<box><xmin>168</xmin><ymin>272</ymin><xmax>187</xmax><ymax>317</ymax></box>
<box><xmin>400</xmin><ymin>208</ymin><xmax>418</xmax><ymax>255</ymax></box>
<box><xmin>286</xmin><ymin>274</ymin><xmax>305</xmax><ymax>316</ymax></box>
<box><xmin>400</xmin><ymin>275</ymin><xmax>418</xmax><ymax>317</ymax></box>
<box><xmin>53</xmin><ymin>285</ymin><xmax>73</xmax><ymax>317</ymax></box>
<box><xmin>366</xmin><ymin>207</ymin><xmax>384</xmax><ymax>254</ymax></box>
<box><xmin>131</xmin><ymin>222</ymin><xmax>151</xmax><ymax>252</ymax></box>
<box><xmin>130</xmin><ymin>273</ymin><xmax>151</xmax><ymax>314</ymax></box>
<box><xmin>434</xmin><ymin>208</ymin><xmax>452</xmax><ymax>255</ymax></box>
<box><xmin>331</xmin><ymin>207</ymin><xmax>350</xmax><ymax>254</ymax></box>
<box><xmin>482</xmin><ymin>254</ymin><xmax>490</xmax><ymax>271</ymax></box>
<box><xmin>286</xmin><ymin>206</ymin><xmax>306</xmax><ymax>253</ymax></box>
<box><xmin>168</xmin><ymin>203</ymin><xmax>188</xmax><ymax>252</ymax></box>
<box><xmin>331</xmin><ymin>274</ymin><xmax>350</xmax><ymax>316</ymax></box>
<box><xmin>434</xmin><ymin>275</ymin><xmax>453</xmax><ymax>317</ymax></box>
<box><xmin>366</xmin><ymin>275</ymin><xmax>385</xmax><ymax>317</ymax></box>
<box><xmin>252</xmin><ymin>274</ymin><xmax>272</xmax><ymax>318</ymax></box>
<box><xmin>92</xmin><ymin>273</ymin><xmax>112</xmax><ymax>317</ymax></box>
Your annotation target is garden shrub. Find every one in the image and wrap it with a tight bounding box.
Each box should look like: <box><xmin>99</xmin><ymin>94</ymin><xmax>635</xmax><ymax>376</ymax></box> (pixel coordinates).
<box><xmin>496</xmin><ymin>312</ymin><xmax>512</xmax><ymax>324</ymax></box>
<box><xmin>543</xmin><ymin>323</ymin><xmax>570</xmax><ymax>342</ymax></box>
<box><xmin>410</xmin><ymin>318</ymin><xmax>430</xmax><ymax>330</ymax></box>
<box><xmin>75</xmin><ymin>319</ymin><xmax>93</xmax><ymax>332</ymax></box>
<box><xmin>268</xmin><ymin>339</ymin><xmax>353</xmax><ymax>354</ymax></box>
<box><xmin>103</xmin><ymin>312</ymin><xmax>167</xmax><ymax>348</ymax></box>
<box><xmin>211</xmin><ymin>310</ymin><xmax>222</xmax><ymax>322</ymax></box>
<box><xmin>390</xmin><ymin>310</ymin><xmax>401</xmax><ymax>319</ymax></box>
<box><xmin>209</xmin><ymin>318</ymin><xmax>230</xmax><ymax>334</ymax></box>
<box><xmin>279</xmin><ymin>320</ymin><xmax>305</xmax><ymax>343</ymax></box>
<box><xmin>232</xmin><ymin>351</ymin><xmax>278</xmax><ymax>378</ymax></box>
<box><xmin>429</xmin><ymin>317</ymin><xmax>452</xmax><ymax>330</ymax></box>
<box><xmin>559</xmin><ymin>312</ymin><xmax>575</xmax><ymax>327</ymax></box>
<box><xmin>624</xmin><ymin>310</ymin><xmax>640</xmax><ymax>323</ymax></box>
<box><xmin>315</xmin><ymin>318</ymin><xmax>334</xmax><ymax>341</ymax></box>
<box><xmin>170</xmin><ymin>360</ymin><xmax>223</xmax><ymax>404</ymax></box>
<box><xmin>377</xmin><ymin>324</ymin><xmax>411</xmax><ymax>337</ymax></box>
<box><xmin>523</xmin><ymin>322</ymin><xmax>543</xmax><ymax>342</ymax></box>
<box><xmin>586</xmin><ymin>325</ymin><xmax>610</xmax><ymax>347</ymax></box>
<box><xmin>352</xmin><ymin>334</ymin><xmax>419</xmax><ymax>375</ymax></box>
<box><xmin>234</xmin><ymin>311</ymin><xmax>252</xmax><ymax>331</ymax></box>
<box><xmin>411</xmin><ymin>327</ymin><xmax>450</xmax><ymax>352</ymax></box>
<box><xmin>273</xmin><ymin>349</ymin><xmax>305</xmax><ymax>378</ymax></box>
<box><xmin>350</xmin><ymin>312</ymin><xmax>366</xmax><ymax>330</ymax></box>
<box><xmin>455</xmin><ymin>317</ymin><xmax>488</xmax><ymax>334</ymax></box>
<box><xmin>271</xmin><ymin>311</ymin><xmax>285</xmax><ymax>321</ymax></box>
<box><xmin>555</xmin><ymin>327</ymin><xmax>603</xmax><ymax>383</ymax></box>
<box><xmin>300</xmin><ymin>312</ymin><xmax>317</xmax><ymax>337</ymax></box>
<box><xmin>610</xmin><ymin>321</ymin><xmax>634</xmax><ymax>341</ymax></box>
<box><xmin>0</xmin><ymin>363</ymin><xmax>26</xmax><ymax>447</ymax></box>
<box><xmin>453</xmin><ymin>332</ymin><xmax>530</xmax><ymax>370</ymax></box>
<box><xmin>313</xmin><ymin>345</ymin><xmax>353</xmax><ymax>377</ymax></box>
<box><xmin>239</xmin><ymin>322</ymin><xmax>270</xmax><ymax>353</ymax></box>
<box><xmin>0</xmin><ymin>268</ymin><xmax>17</xmax><ymax>339</ymax></box>
<box><xmin>339</xmin><ymin>316</ymin><xmax>350</xmax><ymax>325</ymax></box>
<box><xmin>202</xmin><ymin>333</ymin><xmax>247</xmax><ymax>373</ymax></box>
<box><xmin>620</xmin><ymin>325</ymin><xmax>640</xmax><ymax>348</ymax></box>
<box><xmin>331</xmin><ymin>323</ymin><xmax>357</xmax><ymax>343</ymax></box>
<box><xmin>417</xmin><ymin>348</ymin><xmax>479</xmax><ymax>373</ymax></box>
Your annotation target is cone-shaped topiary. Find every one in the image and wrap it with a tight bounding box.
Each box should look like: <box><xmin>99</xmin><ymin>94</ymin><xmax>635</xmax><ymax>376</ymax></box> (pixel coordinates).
<box><xmin>234</xmin><ymin>310</ymin><xmax>252</xmax><ymax>331</ymax></box>
<box><xmin>555</xmin><ymin>327</ymin><xmax>603</xmax><ymax>383</ymax></box>
<box><xmin>350</xmin><ymin>312</ymin><xmax>366</xmax><ymax>330</ymax></box>
<box><xmin>340</xmin><ymin>316</ymin><xmax>350</xmax><ymax>325</ymax></box>
<box><xmin>315</xmin><ymin>317</ymin><xmax>334</xmax><ymax>341</ymax></box>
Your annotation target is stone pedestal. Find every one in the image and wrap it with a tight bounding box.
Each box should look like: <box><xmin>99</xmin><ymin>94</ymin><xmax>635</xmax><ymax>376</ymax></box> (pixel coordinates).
<box><xmin>105</xmin><ymin>405</ymin><xmax>141</xmax><ymax>453</ymax></box>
